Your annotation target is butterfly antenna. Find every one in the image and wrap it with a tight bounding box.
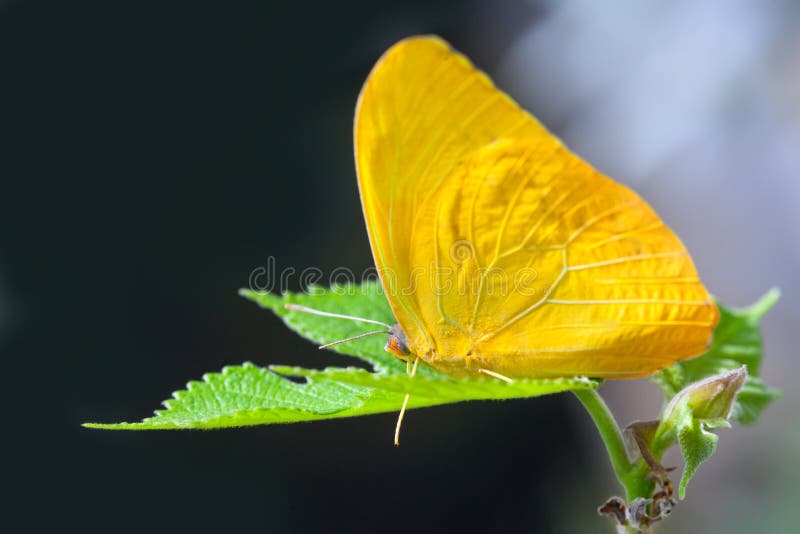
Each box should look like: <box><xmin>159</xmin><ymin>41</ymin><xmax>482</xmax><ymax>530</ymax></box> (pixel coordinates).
<box><xmin>410</xmin><ymin>356</ymin><xmax>420</xmax><ymax>377</ymax></box>
<box><xmin>284</xmin><ymin>303</ymin><xmax>392</xmax><ymax>329</ymax></box>
<box><xmin>318</xmin><ymin>330</ymin><xmax>389</xmax><ymax>349</ymax></box>
<box><xmin>394</xmin><ymin>357</ymin><xmax>420</xmax><ymax>446</ymax></box>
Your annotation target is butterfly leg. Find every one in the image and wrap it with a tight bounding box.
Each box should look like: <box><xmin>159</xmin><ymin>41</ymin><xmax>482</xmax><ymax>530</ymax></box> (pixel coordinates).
<box><xmin>394</xmin><ymin>393</ymin><xmax>410</xmax><ymax>446</ymax></box>
<box><xmin>477</xmin><ymin>368</ymin><xmax>514</xmax><ymax>383</ymax></box>
<box><xmin>394</xmin><ymin>357</ymin><xmax>421</xmax><ymax>446</ymax></box>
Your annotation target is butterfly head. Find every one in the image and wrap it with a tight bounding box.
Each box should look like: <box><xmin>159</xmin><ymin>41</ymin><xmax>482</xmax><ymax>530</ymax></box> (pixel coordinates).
<box><xmin>385</xmin><ymin>323</ymin><xmax>412</xmax><ymax>360</ymax></box>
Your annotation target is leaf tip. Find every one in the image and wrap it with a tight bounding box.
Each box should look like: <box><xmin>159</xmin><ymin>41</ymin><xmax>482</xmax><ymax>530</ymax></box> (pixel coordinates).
<box><xmin>678</xmin><ymin>479</ymin><xmax>688</xmax><ymax>500</ymax></box>
<box><xmin>748</xmin><ymin>287</ymin><xmax>780</xmax><ymax>321</ymax></box>
<box><xmin>238</xmin><ymin>288</ymin><xmax>283</xmax><ymax>312</ymax></box>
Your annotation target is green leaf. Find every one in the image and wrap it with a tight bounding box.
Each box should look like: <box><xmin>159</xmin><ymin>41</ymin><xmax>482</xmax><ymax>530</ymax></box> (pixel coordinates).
<box><xmin>676</xmin><ymin>416</ymin><xmax>720</xmax><ymax>499</ymax></box>
<box><xmin>651</xmin><ymin>289</ymin><xmax>781</xmax><ymax>426</ymax></box>
<box><xmin>85</xmin><ymin>283</ymin><xmax>598</xmax><ymax>430</ymax></box>
<box><xmin>648</xmin><ymin>291</ymin><xmax>782</xmax><ymax>497</ymax></box>
<box><xmin>654</xmin><ymin>366</ymin><xmax>747</xmax><ymax>499</ymax></box>
<box><xmin>239</xmin><ymin>281</ymin><xmax>411</xmax><ymax>375</ymax></box>
<box><xmin>84</xmin><ymin>363</ymin><xmax>596</xmax><ymax>430</ymax></box>
<box><xmin>730</xmin><ymin>375</ymin><xmax>779</xmax><ymax>426</ymax></box>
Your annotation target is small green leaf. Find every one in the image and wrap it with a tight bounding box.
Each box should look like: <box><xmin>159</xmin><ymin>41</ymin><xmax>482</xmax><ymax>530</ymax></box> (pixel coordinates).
<box><xmin>239</xmin><ymin>281</ymin><xmax>412</xmax><ymax>375</ymax></box>
<box><xmin>654</xmin><ymin>367</ymin><xmax>747</xmax><ymax>498</ymax></box>
<box><xmin>730</xmin><ymin>375</ymin><xmax>779</xmax><ymax>425</ymax></box>
<box><xmin>676</xmin><ymin>416</ymin><xmax>719</xmax><ymax>499</ymax></box>
<box><xmin>651</xmin><ymin>289</ymin><xmax>781</xmax><ymax>425</ymax></box>
<box><xmin>661</xmin><ymin>366</ymin><xmax>746</xmax><ymax>423</ymax></box>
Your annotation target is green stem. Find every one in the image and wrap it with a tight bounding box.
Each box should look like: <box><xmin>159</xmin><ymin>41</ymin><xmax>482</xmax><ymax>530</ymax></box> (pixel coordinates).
<box><xmin>572</xmin><ymin>388</ymin><xmax>652</xmax><ymax>501</ymax></box>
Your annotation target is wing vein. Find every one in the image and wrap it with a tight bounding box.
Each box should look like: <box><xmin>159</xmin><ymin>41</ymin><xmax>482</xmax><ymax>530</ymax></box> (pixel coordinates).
<box><xmin>476</xmin><ymin>248</ymin><xmax>570</xmax><ymax>343</ymax></box>
<box><xmin>567</xmin><ymin>251</ymin><xmax>686</xmax><ymax>272</ymax></box>
<box><xmin>544</xmin><ymin>298</ymin><xmax>710</xmax><ymax>305</ymax></box>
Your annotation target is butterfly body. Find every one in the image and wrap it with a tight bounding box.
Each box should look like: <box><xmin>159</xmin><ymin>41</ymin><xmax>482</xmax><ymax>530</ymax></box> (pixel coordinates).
<box><xmin>356</xmin><ymin>36</ymin><xmax>718</xmax><ymax>380</ymax></box>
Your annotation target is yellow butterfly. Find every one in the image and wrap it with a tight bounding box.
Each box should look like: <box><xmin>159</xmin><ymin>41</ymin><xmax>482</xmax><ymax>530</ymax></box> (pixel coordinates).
<box><xmin>350</xmin><ymin>35</ymin><xmax>719</xmax><ymax>382</ymax></box>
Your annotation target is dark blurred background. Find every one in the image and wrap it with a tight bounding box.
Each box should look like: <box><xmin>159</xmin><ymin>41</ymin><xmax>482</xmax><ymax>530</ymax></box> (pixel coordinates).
<box><xmin>2</xmin><ymin>1</ymin><xmax>797</xmax><ymax>532</ymax></box>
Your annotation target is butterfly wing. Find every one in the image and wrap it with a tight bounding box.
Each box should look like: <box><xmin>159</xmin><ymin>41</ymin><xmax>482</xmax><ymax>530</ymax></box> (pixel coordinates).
<box><xmin>354</xmin><ymin>36</ymin><xmax>550</xmax><ymax>353</ymax></box>
<box><xmin>354</xmin><ymin>36</ymin><xmax>718</xmax><ymax>379</ymax></box>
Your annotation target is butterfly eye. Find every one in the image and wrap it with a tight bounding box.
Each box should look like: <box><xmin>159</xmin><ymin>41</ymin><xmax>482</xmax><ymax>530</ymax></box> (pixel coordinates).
<box><xmin>385</xmin><ymin>325</ymin><xmax>411</xmax><ymax>359</ymax></box>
